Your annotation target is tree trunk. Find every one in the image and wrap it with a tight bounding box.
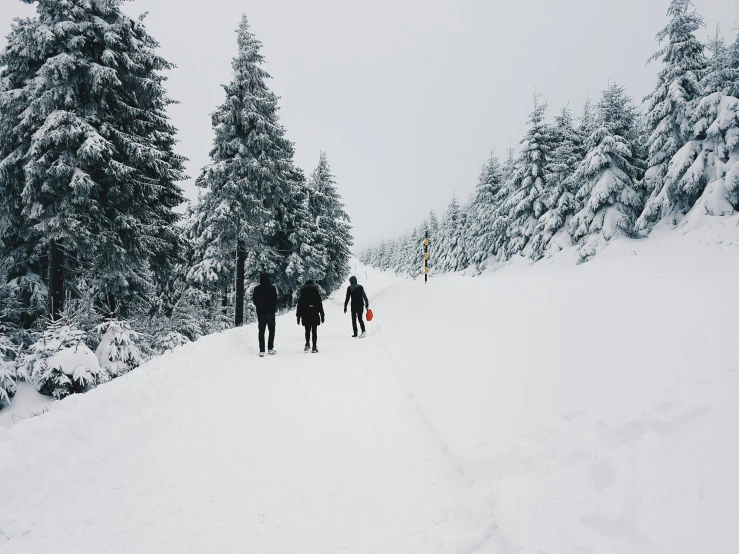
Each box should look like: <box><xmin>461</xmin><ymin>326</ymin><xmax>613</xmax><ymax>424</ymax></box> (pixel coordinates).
<box><xmin>49</xmin><ymin>240</ymin><xmax>64</xmax><ymax>320</ymax></box>
<box><xmin>234</xmin><ymin>238</ymin><xmax>246</xmax><ymax>327</ymax></box>
<box><xmin>106</xmin><ymin>292</ymin><xmax>117</xmax><ymax>319</ymax></box>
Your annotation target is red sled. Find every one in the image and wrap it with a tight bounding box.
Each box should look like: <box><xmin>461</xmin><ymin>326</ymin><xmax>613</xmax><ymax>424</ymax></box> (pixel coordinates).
<box><xmin>366</xmin><ymin>309</ymin><xmax>374</xmax><ymax>322</ymax></box>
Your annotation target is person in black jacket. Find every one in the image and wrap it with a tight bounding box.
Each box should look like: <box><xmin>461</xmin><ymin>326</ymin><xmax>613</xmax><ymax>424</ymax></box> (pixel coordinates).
<box><xmin>252</xmin><ymin>273</ymin><xmax>278</xmax><ymax>357</ymax></box>
<box><xmin>296</xmin><ymin>280</ymin><xmax>324</xmax><ymax>353</ymax></box>
<box><xmin>344</xmin><ymin>276</ymin><xmax>369</xmax><ymax>338</ymax></box>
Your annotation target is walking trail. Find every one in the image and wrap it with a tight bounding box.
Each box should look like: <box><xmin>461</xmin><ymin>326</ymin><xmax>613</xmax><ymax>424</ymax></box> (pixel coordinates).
<box><xmin>0</xmin><ymin>274</ymin><xmax>495</xmax><ymax>553</ymax></box>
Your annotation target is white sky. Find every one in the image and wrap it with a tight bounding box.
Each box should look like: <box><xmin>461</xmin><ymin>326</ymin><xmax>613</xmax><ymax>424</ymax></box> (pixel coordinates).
<box><xmin>1</xmin><ymin>0</ymin><xmax>738</xmax><ymax>248</ymax></box>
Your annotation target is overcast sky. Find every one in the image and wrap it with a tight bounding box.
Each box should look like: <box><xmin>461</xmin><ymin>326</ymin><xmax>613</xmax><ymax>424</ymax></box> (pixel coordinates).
<box><xmin>1</xmin><ymin>0</ymin><xmax>738</xmax><ymax>248</ymax></box>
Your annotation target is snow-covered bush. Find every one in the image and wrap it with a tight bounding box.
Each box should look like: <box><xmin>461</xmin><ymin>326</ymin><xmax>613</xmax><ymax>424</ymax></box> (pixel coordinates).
<box><xmin>169</xmin><ymin>287</ymin><xmax>215</xmax><ymax>340</ymax></box>
<box><xmin>0</xmin><ymin>334</ymin><xmax>17</xmax><ymax>408</ymax></box>
<box><xmin>95</xmin><ymin>320</ymin><xmax>143</xmax><ymax>379</ymax></box>
<box><xmin>151</xmin><ymin>331</ymin><xmax>191</xmax><ymax>355</ymax></box>
<box><xmin>0</xmin><ymin>265</ymin><xmax>48</xmax><ymax>345</ymax></box>
<box><xmin>17</xmin><ymin>317</ymin><xmax>101</xmax><ymax>400</ymax></box>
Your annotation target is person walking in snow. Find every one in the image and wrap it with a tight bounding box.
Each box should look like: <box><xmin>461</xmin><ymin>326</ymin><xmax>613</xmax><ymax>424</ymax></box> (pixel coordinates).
<box><xmin>252</xmin><ymin>273</ymin><xmax>278</xmax><ymax>357</ymax></box>
<box><xmin>296</xmin><ymin>280</ymin><xmax>324</xmax><ymax>353</ymax></box>
<box><xmin>344</xmin><ymin>276</ymin><xmax>369</xmax><ymax>338</ymax></box>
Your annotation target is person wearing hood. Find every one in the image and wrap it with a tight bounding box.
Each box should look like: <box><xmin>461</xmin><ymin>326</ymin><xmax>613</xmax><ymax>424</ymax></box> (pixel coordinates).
<box><xmin>296</xmin><ymin>280</ymin><xmax>324</xmax><ymax>353</ymax></box>
<box><xmin>252</xmin><ymin>273</ymin><xmax>278</xmax><ymax>357</ymax></box>
<box><xmin>344</xmin><ymin>276</ymin><xmax>369</xmax><ymax>338</ymax></box>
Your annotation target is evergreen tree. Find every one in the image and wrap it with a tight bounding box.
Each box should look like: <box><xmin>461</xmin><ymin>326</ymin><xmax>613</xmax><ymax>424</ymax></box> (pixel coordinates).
<box><xmin>569</xmin><ymin>85</ymin><xmax>644</xmax><ymax>260</ymax></box>
<box><xmin>0</xmin><ymin>0</ymin><xmax>186</xmax><ymax>318</ymax></box>
<box><xmin>306</xmin><ymin>152</ymin><xmax>353</xmax><ymax>292</ymax></box>
<box><xmin>0</xmin><ymin>334</ymin><xmax>17</xmax><ymax>408</ymax></box>
<box><xmin>271</xmin><ymin>168</ymin><xmax>319</xmax><ymax>301</ymax></box>
<box><xmin>192</xmin><ymin>15</ymin><xmax>300</xmax><ymax>323</ymax></box>
<box><xmin>467</xmin><ymin>151</ymin><xmax>504</xmax><ymax>266</ymax></box>
<box><xmin>428</xmin><ymin>210</ymin><xmax>440</xmax><ymax>237</ymax></box>
<box><xmin>435</xmin><ymin>197</ymin><xmax>463</xmax><ymax>273</ymax></box>
<box><xmin>454</xmin><ymin>201</ymin><xmax>472</xmax><ymax>270</ymax></box>
<box><xmin>501</xmin><ymin>95</ymin><xmax>553</xmax><ymax>258</ymax></box>
<box><xmin>426</xmin><ymin>211</ymin><xmax>439</xmax><ymax>275</ymax></box>
<box><xmin>396</xmin><ymin>227</ymin><xmax>419</xmax><ymax>277</ymax></box>
<box><xmin>658</xmin><ymin>28</ymin><xmax>739</xmax><ymax>219</ymax></box>
<box><xmin>579</xmin><ymin>97</ymin><xmax>598</xmax><ymax>139</ymax></box>
<box><xmin>731</xmin><ymin>29</ymin><xmax>739</xmax><ymax>80</ymax></box>
<box><xmin>17</xmin><ymin>314</ymin><xmax>102</xmax><ymax>400</ymax></box>
<box><xmin>637</xmin><ymin>0</ymin><xmax>706</xmax><ymax>230</ymax></box>
<box><xmin>95</xmin><ymin>320</ymin><xmax>143</xmax><ymax>379</ymax></box>
<box><xmin>529</xmin><ymin>106</ymin><xmax>587</xmax><ymax>259</ymax></box>
<box><xmin>487</xmin><ymin>146</ymin><xmax>518</xmax><ymax>258</ymax></box>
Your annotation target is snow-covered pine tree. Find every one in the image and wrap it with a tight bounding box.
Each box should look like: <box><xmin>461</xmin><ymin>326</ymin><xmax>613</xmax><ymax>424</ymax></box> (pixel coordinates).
<box><xmin>268</xmin><ymin>166</ymin><xmax>325</xmax><ymax>303</ymax></box>
<box><xmin>0</xmin><ymin>0</ymin><xmax>186</xmax><ymax>318</ymax></box>
<box><xmin>453</xmin><ymin>201</ymin><xmax>472</xmax><ymax>270</ymax></box>
<box><xmin>17</xmin><ymin>314</ymin><xmax>101</xmax><ymax>400</ymax></box>
<box><xmin>636</xmin><ymin>0</ymin><xmax>706</xmax><ymax>230</ymax></box>
<box><xmin>152</xmin><ymin>331</ymin><xmax>191</xmax><ymax>355</ymax></box>
<box><xmin>0</xmin><ymin>255</ymin><xmax>47</xmax><ymax>343</ymax></box>
<box><xmin>381</xmin><ymin>238</ymin><xmax>397</xmax><ymax>273</ymax></box>
<box><xmin>501</xmin><ymin>95</ymin><xmax>553</xmax><ymax>258</ymax></box>
<box><xmin>0</xmin><ymin>333</ymin><xmax>17</xmax><ymax>408</ymax></box>
<box><xmin>398</xmin><ymin>233</ymin><xmax>413</xmax><ymax>275</ymax></box>
<box><xmin>426</xmin><ymin>210</ymin><xmax>439</xmax><ymax>272</ymax></box>
<box><xmin>186</xmin><ymin>197</ymin><xmax>235</xmax><ymax>322</ymax></box>
<box><xmin>192</xmin><ymin>16</ymin><xmax>308</xmax><ymax>320</ymax></box>
<box><xmin>366</xmin><ymin>243</ymin><xmax>381</xmax><ymax>270</ymax></box>
<box><xmin>393</xmin><ymin>228</ymin><xmax>413</xmax><ymax>277</ymax></box>
<box><xmin>503</xmin><ymin>94</ymin><xmax>552</xmax><ymax>258</ymax></box>
<box><xmin>427</xmin><ymin>211</ymin><xmax>440</xmax><ymax>238</ymax></box>
<box><xmin>95</xmin><ymin>320</ymin><xmax>143</xmax><ymax>380</ymax></box>
<box><xmin>306</xmin><ymin>152</ymin><xmax>353</xmax><ymax>293</ymax></box>
<box><xmin>410</xmin><ymin>221</ymin><xmax>426</xmax><ymax>278</ymax></box>
<box><xmin>569</xmin><ymin>85</ymin><xmax>644</xmax><ymax>261</ymax></box>
<box><xmin>389</xmin><ymin>232</ymin><xmax>405</xmax><ymax>276</ymax></box>
<box><xmin>487</xmin><ymin>146</ymin><xmax>518</xmax><ymax>258</ymax></box>
<box><xmin>359</xmin><ymin>244</ymin><xmax>375</xmax><ymax>268</ymax></box>
<box><xmin>577</xmin><ymin>96</ymin><xmax>596</xmax><ymax>141</ymax></box>
<box><xmin>657</xmin><ymin>28</ymin><xmax>739</xmax><ymax>220</ymax></box>
<box><xmin>467</xmin><ymin>151</ymin><xmax>504</xmax><ymax>266</ymax></box>
<box><xmin>435</xmin><ymin>197</ymin><xmax>463</xmax><ymax>273</ymax></box>
<box><xmin>529</xmin><ymin>106</ymin><xmax>587</xmax><ymax>259</ymax></box>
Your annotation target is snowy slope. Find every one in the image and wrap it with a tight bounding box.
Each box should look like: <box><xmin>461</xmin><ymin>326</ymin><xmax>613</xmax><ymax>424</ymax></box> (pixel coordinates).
<box><xmin>378</xmin><ymin>231</ymin><xmax>739</xmax><ymax>553</ymax></box>
<box><xmin>2</xmin><ymin>220</ymin><xmax>739</xmax><ymax>553</ymax></box>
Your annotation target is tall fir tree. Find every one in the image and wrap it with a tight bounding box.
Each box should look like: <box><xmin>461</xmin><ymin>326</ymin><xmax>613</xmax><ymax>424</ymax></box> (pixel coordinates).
<box><xmin>435</xmin><ymin>197</ymin><xmax>463</xmax><ymax>273</ymax></box>
<box><xmin>569</xmin><ymin>85</ymin><xmax>644</xmax><ymax>260</ymax></box>
<box><xmin>190</xmin><ymin>15</ymin><xmax>302</xmax><ymax>323</ymax></box>
<box><xmin>0</xmin><ymin>0</ymin><xmax>186</xmax><ymax>319</ymax></box>
<box><xmin>529</xmin><ymin>106</ymin><xmax>587</xmax><ymax>259</ymax></box>
<box><xmin>426</xmin><ymin>210</ymin><xmax>439</xmax><ymax>276</ymax></box>
<box><xmin>501</xmin><ymin>95</ymin><xmax>552</xmax><ymax>258</ymax></box>
<box><xmin>467</xmin><ymin>151</ymin><xmax>504</xmax><ymax>266</ymax></box>
<box><xmin>637</xmin><ymin>0</ymin><xmax>706</xmax><ymax>230</ymax></box>
<box><xmin>658</xmin><ymin>28</ymin><xmax>739</xmax><ymax>220</ymax></box>
<box><xmin>487</xmin><ymin>145</ymin><xmax>518</xmax><ymax>258</ymax></box>
<box><xmin>305</xmin><ymin>152</ymin><xmax>353</xmax><ymax>293</ymax></box>
<box><xmin>731</xmin><ymin>29</ymin><xmax>739</xmax><ymax>78</ymax></box>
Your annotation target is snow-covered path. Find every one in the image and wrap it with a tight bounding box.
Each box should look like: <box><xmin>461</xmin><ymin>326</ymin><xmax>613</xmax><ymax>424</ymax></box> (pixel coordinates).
<box><xmin>0</xmin><ymin>280</ymin><xmax>494</xmax><ymax>553</ymax></box>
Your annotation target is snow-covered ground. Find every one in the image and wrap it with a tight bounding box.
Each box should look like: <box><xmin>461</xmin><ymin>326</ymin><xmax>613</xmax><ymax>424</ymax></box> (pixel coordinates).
<box><xmin>0</xmin><ymin>383</ymin><xmax>54</xmax><ymax>430</ymax></box>
<box><xmin>2</xmin><ymin>219</ymin><xmax>739</xmax><ymax>553</ymax></box>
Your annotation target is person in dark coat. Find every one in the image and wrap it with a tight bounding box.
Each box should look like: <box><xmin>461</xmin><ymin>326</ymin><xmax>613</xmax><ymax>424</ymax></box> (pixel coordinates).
<box><xmin>296</xmin><ymin>280</ymin><xmax>324</xmax><ymax>353</ymax></box>
<box><xmin>252</xmin><ymin>273</ymin><xmax>278</xmax><ymax>357</ymax></box>
<box><xmin>344</xmin><ymin>276</ymin><xmax>369</xmax><ymax>338</ymax></box>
